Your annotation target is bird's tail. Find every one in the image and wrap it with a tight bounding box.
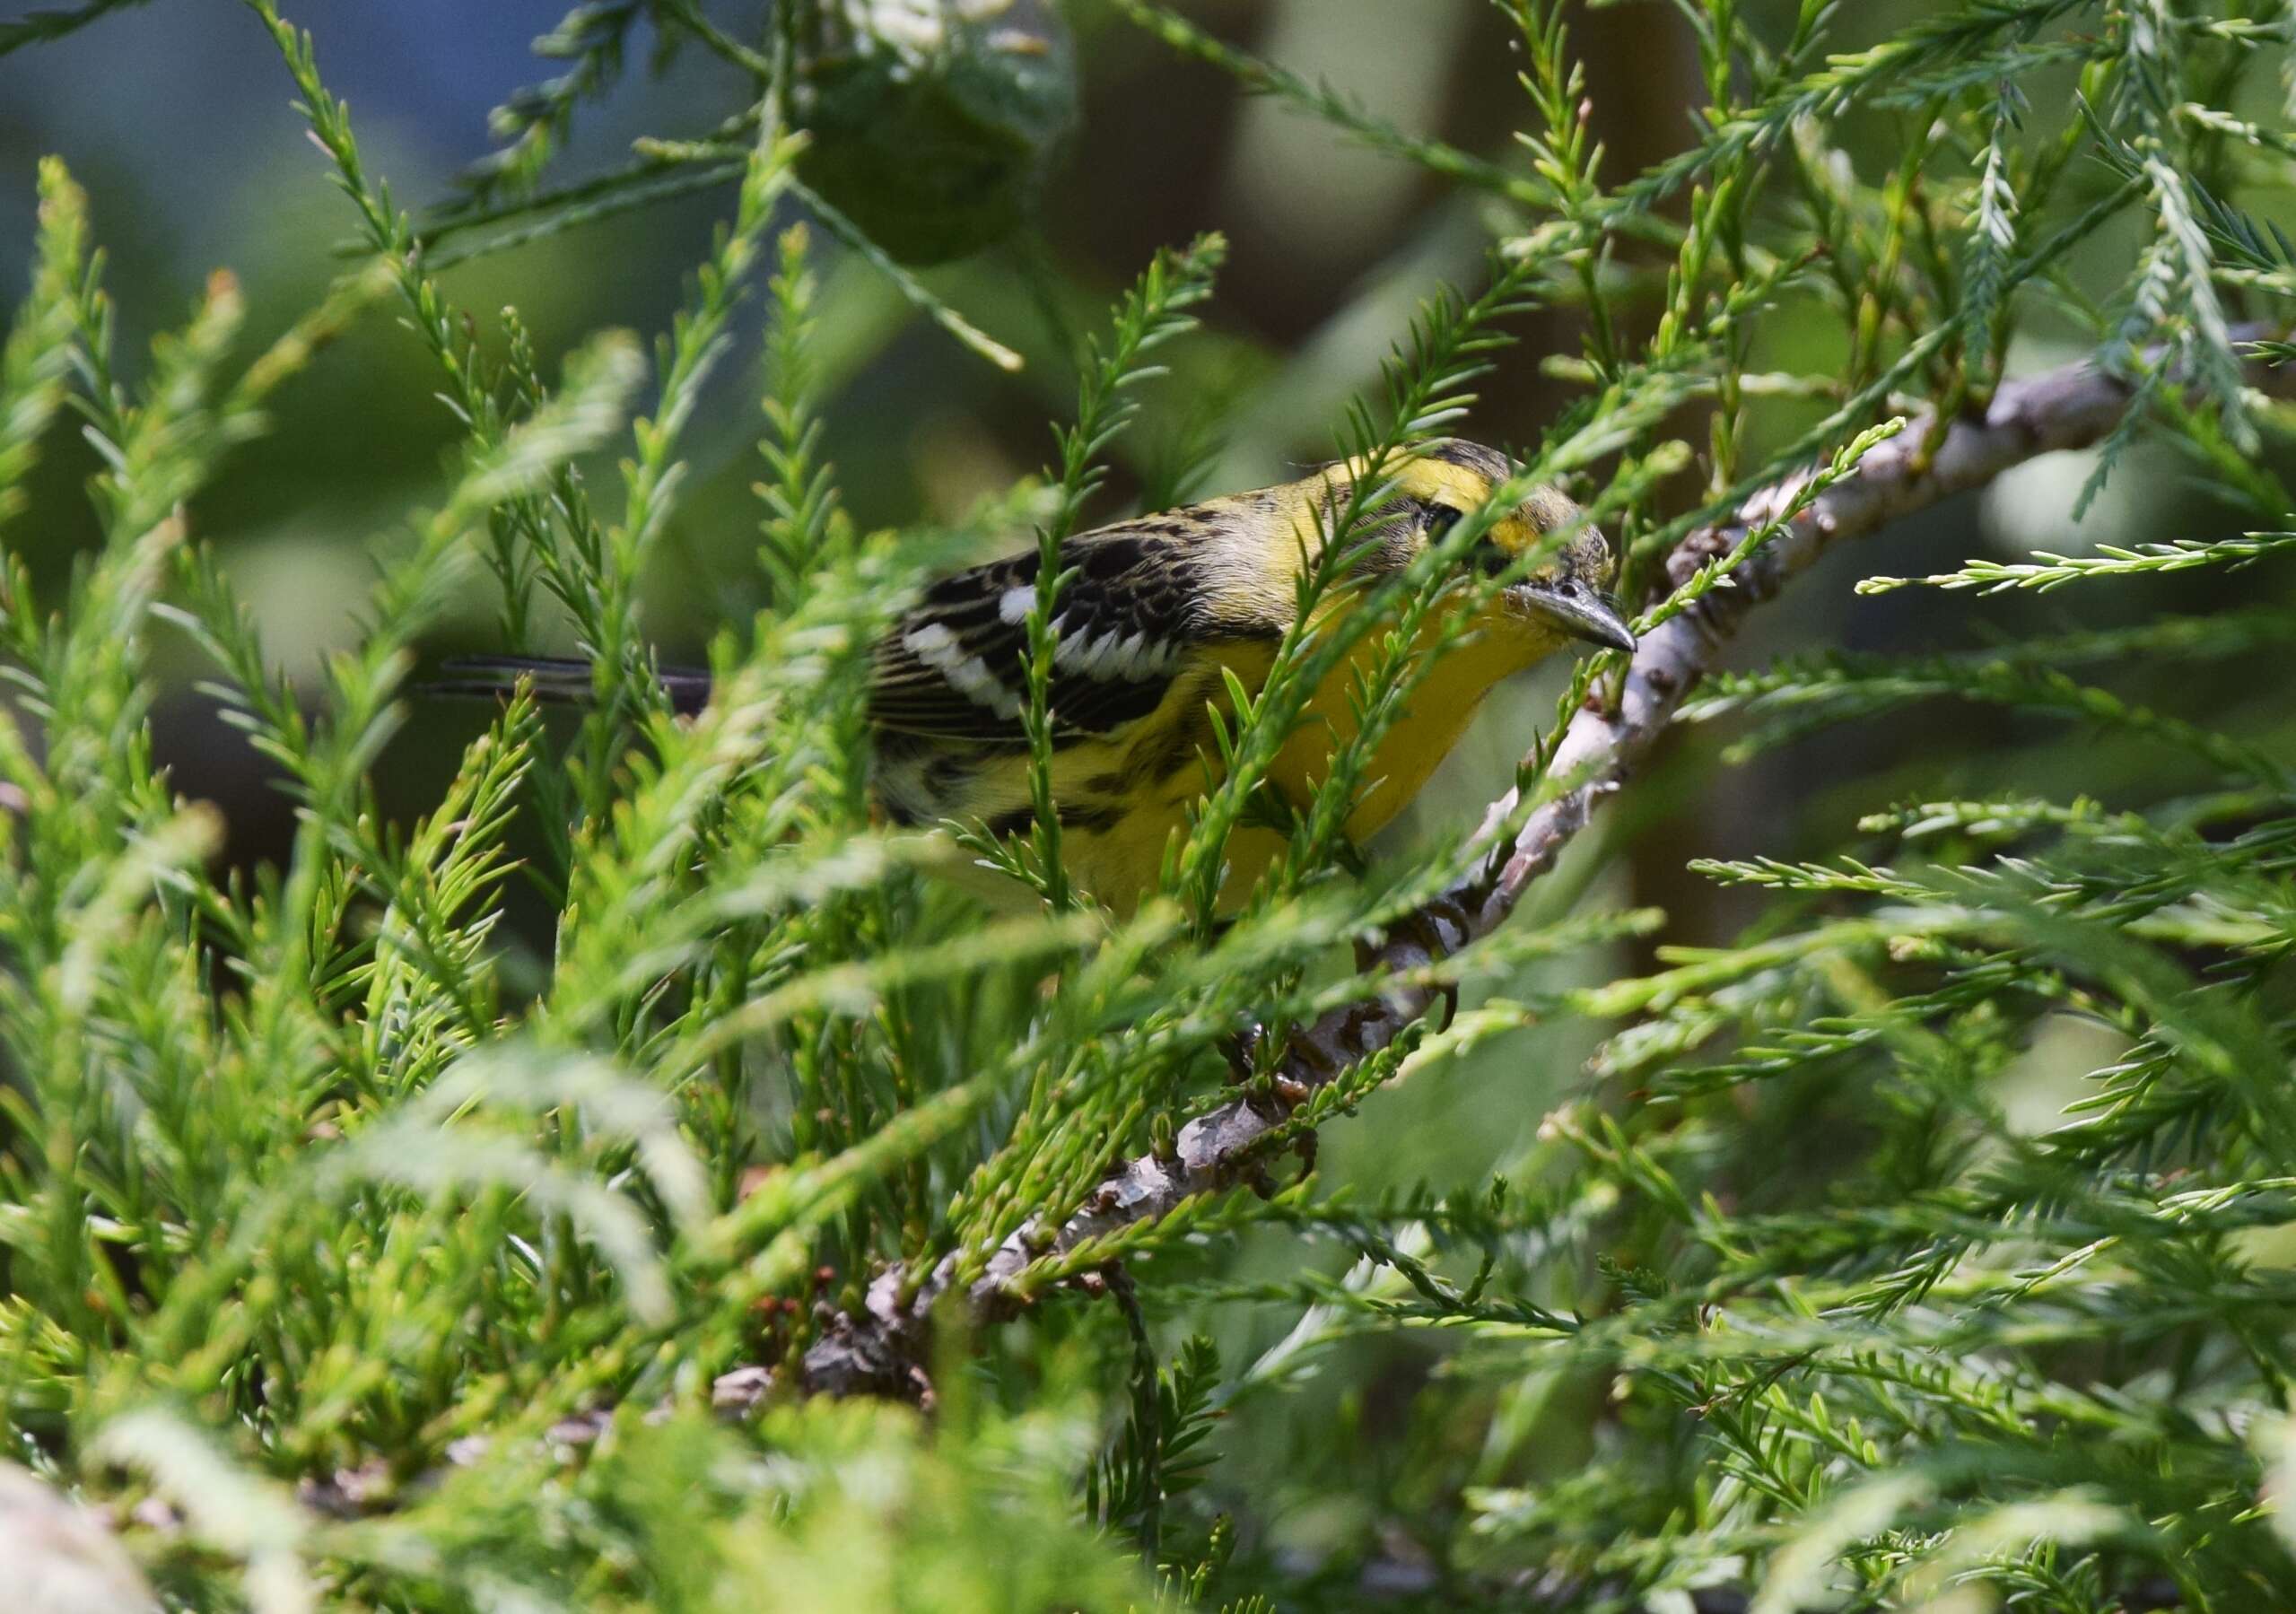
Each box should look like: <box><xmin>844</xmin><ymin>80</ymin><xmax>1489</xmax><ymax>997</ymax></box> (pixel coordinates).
<box><xmin>424</xmin><ymin>654</ymin><xmax>715</xmax><ymax>716</ymax></box>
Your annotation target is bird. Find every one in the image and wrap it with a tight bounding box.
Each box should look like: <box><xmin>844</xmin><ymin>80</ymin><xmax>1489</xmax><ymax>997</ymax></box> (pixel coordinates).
<box><xmin>435</xmin><ymin>439</ymin><xmax>1633</xmax><ymax>914</ymax></box>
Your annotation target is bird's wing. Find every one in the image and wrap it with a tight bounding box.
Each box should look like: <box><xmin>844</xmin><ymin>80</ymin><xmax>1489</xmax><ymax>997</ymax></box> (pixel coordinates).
<box><xmin>869</xmin><ymin>527</ymin><xmax>1201</xmax><ymax>746</ymax></box>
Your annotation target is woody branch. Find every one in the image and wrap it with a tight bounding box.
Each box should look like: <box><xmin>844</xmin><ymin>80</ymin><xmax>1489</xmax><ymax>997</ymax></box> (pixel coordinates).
<box><xmin>786</xmin><ymin>334</ymin><xmax>2285</xmax><ymax>1401</ymax></box>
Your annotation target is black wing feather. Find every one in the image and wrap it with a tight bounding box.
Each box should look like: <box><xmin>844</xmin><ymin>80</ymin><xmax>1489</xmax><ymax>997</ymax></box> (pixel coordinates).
<box><xmin>432</xmin><ymin>519</ymin><xmax>1224</xmax><ymax>745</ymax></box>
<box><xmin>869</xmin><ymin>529</ymin><xmax>1201</xmax><ymax>747</ymax></box>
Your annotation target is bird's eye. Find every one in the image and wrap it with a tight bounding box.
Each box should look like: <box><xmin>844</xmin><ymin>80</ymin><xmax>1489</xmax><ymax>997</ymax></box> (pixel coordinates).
<box><xmin>1422</xmin><ymin>503</ymin><xmax>1462</xmax><ymax>543</ymax></box>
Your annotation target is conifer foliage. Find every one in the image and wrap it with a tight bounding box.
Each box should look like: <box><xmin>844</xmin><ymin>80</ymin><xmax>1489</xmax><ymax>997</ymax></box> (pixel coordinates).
<box><xmin>2</xmin><ymin>1</ymin><xmax>2295</xmax><ymax>1609</ymax></box>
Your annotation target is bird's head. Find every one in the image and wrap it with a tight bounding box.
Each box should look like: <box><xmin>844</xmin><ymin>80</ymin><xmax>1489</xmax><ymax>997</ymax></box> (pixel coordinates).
<box><xmin>1354</xmin><ymin>439</ymin><xmax>1634</xmax><ymax>654</ymax></box>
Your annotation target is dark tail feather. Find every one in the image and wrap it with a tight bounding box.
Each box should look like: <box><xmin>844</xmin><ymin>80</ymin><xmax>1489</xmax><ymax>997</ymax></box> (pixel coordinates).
<box><xmin>425</xmin><ymin>655</ymin><xmax>715</xmax><ymax>716</ymax></box>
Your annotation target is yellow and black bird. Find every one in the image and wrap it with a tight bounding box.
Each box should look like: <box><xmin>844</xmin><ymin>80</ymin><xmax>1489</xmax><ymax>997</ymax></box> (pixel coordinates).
<box><xmin>440</xmin><ymin>440</ymin><xmax>1631</xmax><ymax>912</ymax></box>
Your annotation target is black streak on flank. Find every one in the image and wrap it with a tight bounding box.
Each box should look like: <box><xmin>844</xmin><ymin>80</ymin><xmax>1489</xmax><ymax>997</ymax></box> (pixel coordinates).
<box><xmin>926</xmin><ymin>754</ymin><xmax>975</xmax><ymax>797</ymax></box>
<box><xmin>1060</xmin><ymin>803</ymin><xmax>1123</xmax><ymax>833</ymax></box>
<box><xmin>986</xmin><ymin>803</ymin><xmax>1122</xmax><ymax>840</ymax></box>
<box><xmin>985</xmin><ymin>807</ymin><xmax>1035</xmax><ymax>840</ymax></box>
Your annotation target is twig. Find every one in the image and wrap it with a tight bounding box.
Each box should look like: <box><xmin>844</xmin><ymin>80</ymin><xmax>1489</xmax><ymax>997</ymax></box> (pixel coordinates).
<box><xmin>778</xmin><ymin>331</ymin><xmax>2290</xmax><ymax>1400</ymax></box>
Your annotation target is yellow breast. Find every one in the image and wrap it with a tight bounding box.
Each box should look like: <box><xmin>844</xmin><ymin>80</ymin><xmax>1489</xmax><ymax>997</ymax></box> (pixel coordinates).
<box><xmin>1270</xmin><ymin>599</ymin><xmax>1556</xmax><ymax>845</ymax></box>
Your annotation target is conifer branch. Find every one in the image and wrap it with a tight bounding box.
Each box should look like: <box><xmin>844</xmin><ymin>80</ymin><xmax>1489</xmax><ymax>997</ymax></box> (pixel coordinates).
<box><xmin>788</xmin><ymin>327</ymin><xmax>2294</xmax><ymax>1401</ymax></box>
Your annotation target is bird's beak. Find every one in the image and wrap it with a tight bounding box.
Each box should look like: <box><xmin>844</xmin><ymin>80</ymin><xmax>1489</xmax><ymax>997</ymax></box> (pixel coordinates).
<box><xmin>1514</xmin><ymin>578</ymin><xmax>1637</xmax><ymax>653</ymax></box>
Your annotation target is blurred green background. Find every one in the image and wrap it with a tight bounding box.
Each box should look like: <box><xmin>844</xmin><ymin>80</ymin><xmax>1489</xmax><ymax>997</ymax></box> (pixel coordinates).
<box><xmin>1</xmin><ymin>0</ymin><xmax>2276</xmax><ymax>1569</ymax></box>
<box><xmin>1</xmin><ymin>1</ymin><xmax>2159</xmax><ymax>889</ymax></box>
